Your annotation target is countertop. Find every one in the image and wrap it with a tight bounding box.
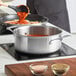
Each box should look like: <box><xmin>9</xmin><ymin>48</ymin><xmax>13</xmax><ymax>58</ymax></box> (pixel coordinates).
<box><xmin>0</xmin><ymin>23</ymin><xmax>76</xmax><ymax>76</ymax></box>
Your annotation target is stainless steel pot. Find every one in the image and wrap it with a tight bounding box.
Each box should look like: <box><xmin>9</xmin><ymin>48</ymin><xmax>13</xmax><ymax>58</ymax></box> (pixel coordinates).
<box><xmin>8</xmin><ymin>24</ymin><xmax>65</xmax><ymax>54</ymax></box>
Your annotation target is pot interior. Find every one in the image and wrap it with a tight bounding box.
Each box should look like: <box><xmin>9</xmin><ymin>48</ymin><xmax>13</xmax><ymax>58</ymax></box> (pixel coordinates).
<box><xmin>15</xmin><ymin>25</ymin><xmax>62</xmax><ymax>36</ymax></box>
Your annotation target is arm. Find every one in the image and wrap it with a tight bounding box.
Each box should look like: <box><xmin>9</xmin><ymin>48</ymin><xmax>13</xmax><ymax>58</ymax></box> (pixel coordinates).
<box><xmin>0</xmin><ymin>0</ymin><xmax>17</xmax><ymax>11</ymax></box>
<box><xmin>0</xmin><ymin>0</ymin><xmax>8</xmax><ymax>7</ymax></box>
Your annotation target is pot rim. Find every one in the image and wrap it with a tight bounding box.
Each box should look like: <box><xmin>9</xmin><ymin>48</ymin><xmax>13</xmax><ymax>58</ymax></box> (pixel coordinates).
<box><xmin>14</xmin><ymin>25</ymin><xmax>62</xmax><ymax>38</ymax></box>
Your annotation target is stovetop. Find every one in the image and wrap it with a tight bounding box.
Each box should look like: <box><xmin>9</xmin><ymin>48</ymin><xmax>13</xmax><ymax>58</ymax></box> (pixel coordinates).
<box><xmin>1</xmin><ymin>43</ymin><xmax>76</xmax><ymax>61</ymax></box>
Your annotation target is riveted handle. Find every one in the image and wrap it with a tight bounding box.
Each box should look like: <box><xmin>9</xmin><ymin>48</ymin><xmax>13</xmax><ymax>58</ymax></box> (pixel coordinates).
<box><xmin>49</xmin><ymin>35</ymin><xmax>70</xmax><ymax>45</ymax></box>
<box><xmin>7</xmin><ymin>26</ymin><xmax>18</xmax><ymax>33</ymax></box>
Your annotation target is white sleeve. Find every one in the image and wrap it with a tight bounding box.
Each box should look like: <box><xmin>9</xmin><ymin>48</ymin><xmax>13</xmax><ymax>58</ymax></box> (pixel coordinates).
<box><xmin>0</xmin><ymin>0</ymin><xmax>27</xmax><ymax>14</ymax></box>
<box><xmin>10</xmin><ymin>0</ymin><xmax>26</xmax><ymax>6</ymax></box>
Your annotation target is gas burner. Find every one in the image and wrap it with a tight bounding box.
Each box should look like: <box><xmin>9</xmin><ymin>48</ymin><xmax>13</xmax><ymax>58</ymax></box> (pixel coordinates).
<box><xmin>1</xmin><ymin>43</ymin><xmax>76</xmax><ymax>61</ymax></box>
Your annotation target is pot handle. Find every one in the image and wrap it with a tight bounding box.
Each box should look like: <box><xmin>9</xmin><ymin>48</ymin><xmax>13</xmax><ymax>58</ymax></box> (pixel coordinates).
<box><xmin>49</xmin><ymin>35</ymin><xmax>70</xmax><ymax>44</ymax></box>
<box><xmin>7</xmin><ymin>26</ymin><xmax>18</xmax><ymax>32</ymax></box>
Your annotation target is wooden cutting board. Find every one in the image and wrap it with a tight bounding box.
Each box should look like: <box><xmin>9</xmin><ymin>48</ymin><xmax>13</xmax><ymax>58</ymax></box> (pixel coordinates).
<box><xmin>5</xmin><ymin>58</ymin><xmax>76</xmax><ymax>76</ymax></box>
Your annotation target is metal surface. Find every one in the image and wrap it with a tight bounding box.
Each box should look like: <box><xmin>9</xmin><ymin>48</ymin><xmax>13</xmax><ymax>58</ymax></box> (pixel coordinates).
<box><xmin>12</xmin><ymin>25</ymin><xmax>63</xmax><ymax>54</ymax></box>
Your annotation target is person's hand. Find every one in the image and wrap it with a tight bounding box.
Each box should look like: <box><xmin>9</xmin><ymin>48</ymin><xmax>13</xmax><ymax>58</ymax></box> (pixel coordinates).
<box><xmin>0</xmin><ymin>3</ymin><xmax>8</xmax><ymax>7</ymax></box>
<box><xmin>0</xmin><ymin>0</ymin><xmax>8</xmax><ymax>7</ymax></box>
<box><xmin>0</xmin><ymin>0</ymin><xmax>3</xmax><ymax>6</ymax></box>
<box><xmin>0</xmin><ymin>0</ymin><xmax>2</xmax><ymax>3</ymax></box>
